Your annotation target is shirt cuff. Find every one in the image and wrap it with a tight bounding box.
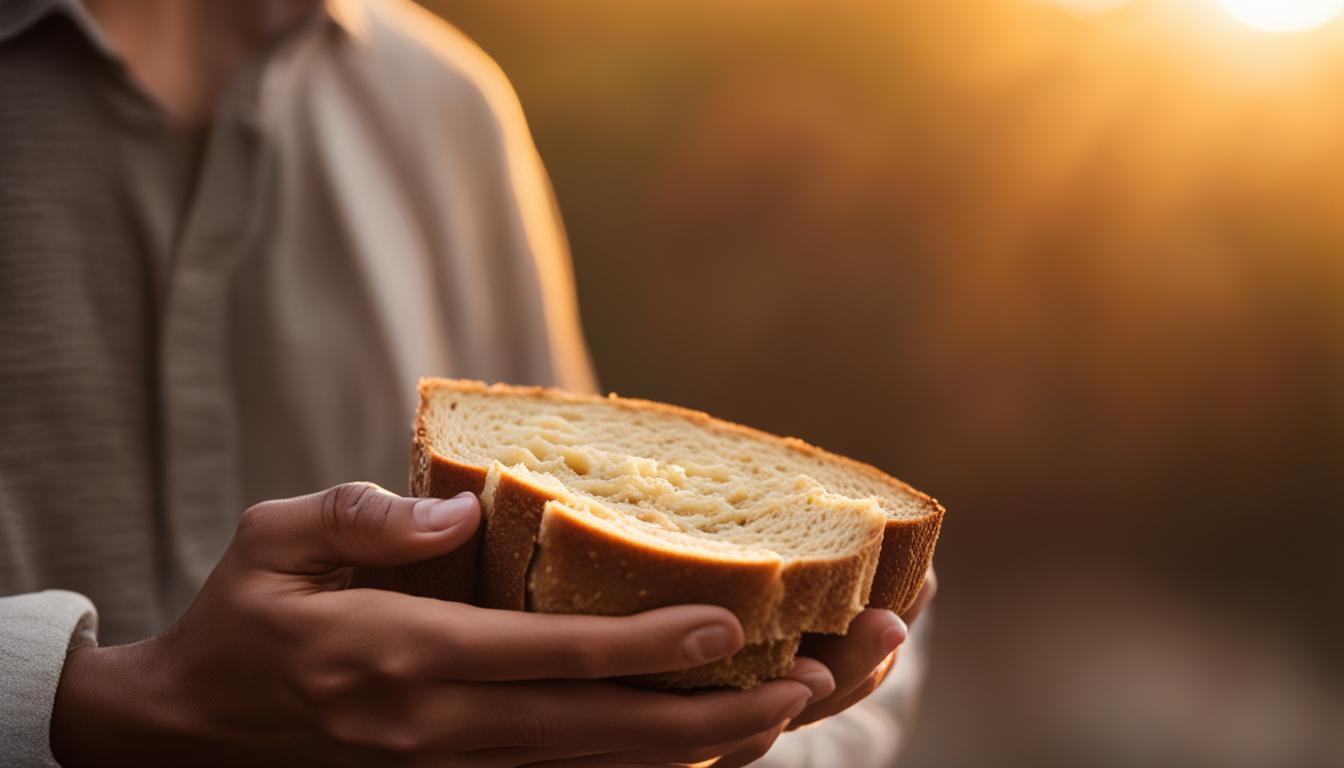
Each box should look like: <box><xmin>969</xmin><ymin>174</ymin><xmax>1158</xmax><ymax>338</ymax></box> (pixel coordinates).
<box><xmin>0</xmin><ymin>590</ymin><xmax>99</xmax><ymax>767</ymax></box>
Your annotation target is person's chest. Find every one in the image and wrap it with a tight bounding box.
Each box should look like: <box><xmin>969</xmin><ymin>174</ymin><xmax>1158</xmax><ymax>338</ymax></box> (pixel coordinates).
<box><xmin>0</xmin><ymin>18</ymin><xmax>454</xmax><ymax>618</ymax></box>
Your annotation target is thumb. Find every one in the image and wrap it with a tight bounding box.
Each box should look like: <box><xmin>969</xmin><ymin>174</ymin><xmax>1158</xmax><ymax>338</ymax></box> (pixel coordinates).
<box><xmin>232</xmin><ymin>482</ymin><xmax>480</xmax><ymax>574</ymax></box>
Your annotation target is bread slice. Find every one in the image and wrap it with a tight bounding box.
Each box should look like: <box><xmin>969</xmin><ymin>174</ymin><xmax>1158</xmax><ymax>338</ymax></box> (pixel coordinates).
<box><xmin>370</xmin><ymin>379</ymin><xmax>943</xmax><ymax>688</ymax></box>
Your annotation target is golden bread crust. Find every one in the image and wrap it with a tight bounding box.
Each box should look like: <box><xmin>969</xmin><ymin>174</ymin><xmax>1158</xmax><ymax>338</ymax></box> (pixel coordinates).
<box><xmin>529</xmin><ymin>501</ymin><xmax>784</xmax><ymax>641</ymax></box>
<box><xmin>359</xmin><ymin>379</ymin><xmax>943</xmax><ymax>688</ymax></box>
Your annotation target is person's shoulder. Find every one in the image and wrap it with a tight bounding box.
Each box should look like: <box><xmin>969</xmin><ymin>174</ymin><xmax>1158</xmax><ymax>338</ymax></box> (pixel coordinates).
<box><xmin>344</xmin><ymin>0</ymin><xmax>519</xmax><ymax>120</ymax></box>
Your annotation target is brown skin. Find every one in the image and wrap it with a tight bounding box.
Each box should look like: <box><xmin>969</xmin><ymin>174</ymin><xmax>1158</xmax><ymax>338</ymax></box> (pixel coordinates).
<box><xmin>50</xmin><ymin>484</ymin><xmax>830</xmax><ymax>766</ymax></box>
<box><xmin>709</xmin><ymin>572</ymin><xmax>935</xmax><ymax>767</ymax></box>
<box><xmin>49</xmin><ymin>483</ymin><xmax>931</xmax><ymax>766</ymax></box>
<box><xmin>788</xmin><ymin>569</ymin><xmax>937</xmax><ymax>733</ymax></box>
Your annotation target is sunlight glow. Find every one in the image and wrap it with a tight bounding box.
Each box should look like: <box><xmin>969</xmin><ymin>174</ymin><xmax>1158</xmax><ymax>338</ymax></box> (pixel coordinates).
<box><xmin>1049</xmin><ymin>0</ymin><xmax>1132</xmax><ymax>16</ymax></box>
<box><xmin>1218</xmin><ymin>0</ymin><xmax>1344</xmax><ymax>32</ymax></box>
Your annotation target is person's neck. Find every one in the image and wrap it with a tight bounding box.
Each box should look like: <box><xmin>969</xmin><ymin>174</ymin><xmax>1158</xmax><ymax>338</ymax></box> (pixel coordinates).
<box><xmin>83</xmin><ymin>0</ymin><xmax>321</xmax><ymax>128</ymax></box>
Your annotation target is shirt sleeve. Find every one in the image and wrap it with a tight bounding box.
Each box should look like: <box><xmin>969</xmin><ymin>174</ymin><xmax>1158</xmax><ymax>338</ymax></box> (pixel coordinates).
<box><xmin>0</xmin><ymin>590</ymin><xmax>98</xmax><ymax>768</ymax></box>
<box><xmin>755</xmin><ymin>612</ymin><xmax>933</xmax><ymax>768</ymax></box>
<box><xmin>484</xmin><ymin>71</ymin><xmax>600</xmax><ymax>396</ymax></box>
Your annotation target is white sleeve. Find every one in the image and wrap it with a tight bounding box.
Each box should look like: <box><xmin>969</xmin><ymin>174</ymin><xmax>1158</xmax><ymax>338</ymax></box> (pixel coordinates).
<box><xmin>754</xmin><ymin>613</ymin><xmax>933</xmax><ymax>768</ymax></box>
<box><xmin>0</xmin><ymin>590</ymin><xmax>98</xmax><ymax>768</ymax></box>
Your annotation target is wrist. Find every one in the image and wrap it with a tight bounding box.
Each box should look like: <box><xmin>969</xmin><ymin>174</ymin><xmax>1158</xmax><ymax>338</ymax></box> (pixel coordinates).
<box><xmin>50</xmin><ymin>639</ymin><xmax>185</xmax><ymax>765</ymax></box>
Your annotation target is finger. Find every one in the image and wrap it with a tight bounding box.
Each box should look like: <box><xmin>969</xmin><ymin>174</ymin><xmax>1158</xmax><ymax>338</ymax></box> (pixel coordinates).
<box><xmin>519</xmin><ymin>760</ymin><xmax>692</xmax><ymax>768</ymax></box>
<box><xmin>319</xmin><ymin>589</ymin><xmax>746</xmax><ymax>679</ymax></box>
<box><xmin>605</xmin><ymin>661</ymin><xmax>828</xmax><ymax>764</ymax></box>
<box><xmin>903</xmin><ymin>566</ymin><xmax>937</xmax><ymax>624</ymax></box>
<box><xmin>476</xmin><ymin>727</ymin><xmax>759</xmax><ymax>768</ymax></box>
<box><xmin>621</xmin><ymin>722</ymin><xmax>785</xmax><ymax>765</ymax></box>
<box><xmin>798</xmin><ymin>609</ymin><xmax>905</xmax><ymax>703</ymax></box>
<box><xmin>444</xmin><ymin>602</ymin><xmax>746</xmax><ymax>679</ymax></box>
<box><xmin>710</xmin><ymin>719</ymin><xmax>788</xmax><ymax>768</ymax></box>
<box><xmin>786</xmin><ymin>656</ymin><xmax>836</xmax><ymax>703</ymax></box>
<box><xmin>609</xmin><ymin>727</ymin><xmax>771</xmax><ymax>765</ymax></box>
<box><xmin>233</xmin><ymin>483</ymin><xmax>480</xmax><ymax>573</ymax></box>
<box><xmin>451</xmin><ymin>678</ymin><xmax>812</xmax><ymax>751</ymax></box>
<box><xmin>788</xmin><ymin>651</ymin><xmax>897</xmax><ymax>730</ymax></box>
<box><xmin>474</xmin><ymin>664</ymin><xmax>830</xmax><ymax>766</ymax></box>
<box><xmin>459</xmin><ymin>745</ymin><xmax>612</xmax><ymax>768</ymax></box>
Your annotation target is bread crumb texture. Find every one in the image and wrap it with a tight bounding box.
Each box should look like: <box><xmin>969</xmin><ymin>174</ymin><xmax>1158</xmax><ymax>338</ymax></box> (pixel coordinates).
<box><xmin>417</xmin><ymin>379</ymin><xmax>943</xmax><ymax>686</ymax></box>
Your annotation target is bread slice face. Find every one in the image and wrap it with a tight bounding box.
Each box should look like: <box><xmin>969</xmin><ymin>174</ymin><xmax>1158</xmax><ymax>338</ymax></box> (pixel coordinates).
<box><xmin>397</xmin><ymin>378</ymin><xmax>943</xmax><ymax>688</ymax></box>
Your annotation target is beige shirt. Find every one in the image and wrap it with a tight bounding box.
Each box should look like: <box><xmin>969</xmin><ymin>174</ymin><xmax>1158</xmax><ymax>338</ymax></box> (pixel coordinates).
<box><xmin>0</xmin><ymin>1</ymin><xmax>919</xmax><ymax>764</ymax></box>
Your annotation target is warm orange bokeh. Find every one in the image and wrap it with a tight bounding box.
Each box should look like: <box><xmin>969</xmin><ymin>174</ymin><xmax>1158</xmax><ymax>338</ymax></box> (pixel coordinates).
<box><xmin>430</xmin><ymin>2</ymin><xmax>1343</xmax><ymax>765</ymax></box>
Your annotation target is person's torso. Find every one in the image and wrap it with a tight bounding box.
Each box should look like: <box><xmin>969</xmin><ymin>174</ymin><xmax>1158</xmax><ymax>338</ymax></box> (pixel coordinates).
<box><xmin>0</xmin><ymin>1</ymin><xmax>582</xmax><ymax>643</ymax></box>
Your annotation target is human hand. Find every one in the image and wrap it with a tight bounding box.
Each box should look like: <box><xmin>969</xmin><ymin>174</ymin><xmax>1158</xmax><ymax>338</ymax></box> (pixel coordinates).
<box><xmin>50</xmin><ymin>483</ymin><xmax>831</xmax><ymax>767</ymax></box>
<box><xmin>699</xmin><ymin>568</ymin><xmax>937</xmax><ymax>768</ymax></box>
<box><xmin>785</xmin><ymin>567</ymin><xmax>937</xmax><ymax>731</ymax></box>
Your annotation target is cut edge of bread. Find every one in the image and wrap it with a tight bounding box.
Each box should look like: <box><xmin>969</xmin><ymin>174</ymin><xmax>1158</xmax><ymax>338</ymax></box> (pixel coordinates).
<box><xmin>385</xmin><ymin>378</ymin><xmax>944</xmax><ymax>688</ymax></box>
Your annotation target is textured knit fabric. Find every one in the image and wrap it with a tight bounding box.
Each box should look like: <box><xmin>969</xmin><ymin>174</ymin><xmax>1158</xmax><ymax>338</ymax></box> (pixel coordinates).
<box><xmin>0</xmin><ymin>592</ymin><xmax>97</xmax><ymax>766</ymax></box>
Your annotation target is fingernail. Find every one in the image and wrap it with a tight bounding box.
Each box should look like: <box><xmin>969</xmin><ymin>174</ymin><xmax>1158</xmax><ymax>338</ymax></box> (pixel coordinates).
<box><xmin>683</xmin><ymin>624</ymin><xmax>738</xmax><ymax>664</ymax></box>
<box><xmin>415</xmin><ymin>493</ymin><xmax>476</xmax><ymax>531</ymax></box>
<box><xmin>793</xmin><ymin>668</ymin><xmax>836</xmax><ymax>702</ymax></box>
<box><xmin>878</xmin><ymin>615</ymin><xmax>908</xmax><ymax>656</ymax></box>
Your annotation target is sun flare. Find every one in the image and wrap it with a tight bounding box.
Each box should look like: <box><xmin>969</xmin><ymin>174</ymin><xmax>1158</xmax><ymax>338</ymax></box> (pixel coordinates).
<box><xmin>1218</xmin><ymin>0</ymin><xmax>1344</xmax><ymax>32</ymax></box>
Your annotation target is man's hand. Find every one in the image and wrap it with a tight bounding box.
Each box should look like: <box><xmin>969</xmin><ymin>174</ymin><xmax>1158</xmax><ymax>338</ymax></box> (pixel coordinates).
<box><xmin>50</xmin><ymin>483</ymin><xmax>831</xmax><ymax>767</ymax></box>
<box><xmin>703</xmin><ymin>569</ymin><xmax>937</xmax><ymax>767</ymax></box>
<box><xmin>786</xmin><ymin>568</ymin><xmax>937</xmax><ymax>730</ymax></box>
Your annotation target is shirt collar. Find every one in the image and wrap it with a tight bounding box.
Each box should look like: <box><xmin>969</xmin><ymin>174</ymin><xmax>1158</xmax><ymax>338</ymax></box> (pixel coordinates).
<box><xmin>0</xmin><ymin>0</ymin><xmax>114</xmax><ymax>54</ymax></box>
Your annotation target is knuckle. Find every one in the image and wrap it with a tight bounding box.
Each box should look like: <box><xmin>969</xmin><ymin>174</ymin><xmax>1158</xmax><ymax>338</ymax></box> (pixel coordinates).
<box><xmin>225</xmin><ymin>503</ymin><xmax>288</xmax><ymax>571</ymax></box>
<box><xmin>374</xmin><ymin>650</ymin><xmax>420</xmax><ymax>681</ymax></box>
<box><xmin>299</xmin><ymin>666</ymin><xmax>360</xmax><ymax>706</ymax></box>
<box><xmin>322</xmin><ymin>483</ymin><xmax>393</xmax><ymax>538</ymax></box>
<box><xmin>506</xmin><ymin>709</ymin><xmax>553</xmax><ymax>747</ymax></box>
<box><xmin>235</xmin><ymin>500</ymin><xmax>279</xmax><ymax>541</ymax></box>
<box><xmin>318</xmin><ymin>710</ymin><xmax>429</xmax><ymax>760</ymax></box>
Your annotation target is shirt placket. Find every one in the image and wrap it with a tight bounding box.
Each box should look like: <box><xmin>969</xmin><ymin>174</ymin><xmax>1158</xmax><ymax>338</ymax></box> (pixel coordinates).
<box><xmin>158</xmin><ymin>63</ymin><xmax>274</xmax><ymax>610</ymax></box>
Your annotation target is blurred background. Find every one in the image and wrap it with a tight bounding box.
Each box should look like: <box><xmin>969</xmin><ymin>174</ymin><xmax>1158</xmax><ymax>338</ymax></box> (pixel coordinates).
<box><xmin>425</xmin><ymin>1</ymin><xmax>1342</xmax><ymax>765</ymax></box>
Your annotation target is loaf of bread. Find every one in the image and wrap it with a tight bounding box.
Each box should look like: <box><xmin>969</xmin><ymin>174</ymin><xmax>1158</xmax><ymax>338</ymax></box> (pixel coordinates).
<box><xmin>372</xmin><ymin>379</ymin><xmax>943</xmax><ymax>689</ymax></box>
